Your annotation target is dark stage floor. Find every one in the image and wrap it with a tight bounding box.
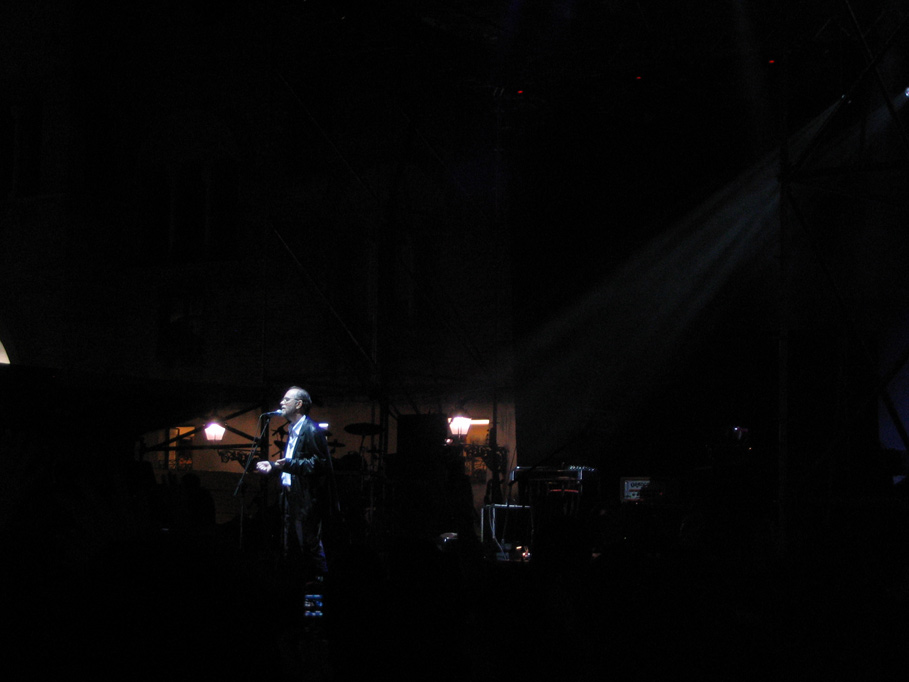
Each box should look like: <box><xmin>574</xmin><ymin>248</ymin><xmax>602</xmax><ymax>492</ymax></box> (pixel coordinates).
<box><xmin>5</xmin><ymin>498</ymin><xmax>908</xmax><ymax>682</ymax></box>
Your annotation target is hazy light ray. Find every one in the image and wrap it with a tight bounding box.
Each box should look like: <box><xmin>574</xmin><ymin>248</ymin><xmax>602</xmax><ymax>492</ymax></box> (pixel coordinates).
<box><xmin>517</xmin><ymin>104</ymin><xmax>847</xmax><ymax>458</ymax></box>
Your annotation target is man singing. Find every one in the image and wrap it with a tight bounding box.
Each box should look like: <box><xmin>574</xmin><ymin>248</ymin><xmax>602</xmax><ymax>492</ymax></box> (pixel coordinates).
<box><xmin>256</xmin><ymin>386</ymin><xmax>330</xmax><ymax>585</ymax></box>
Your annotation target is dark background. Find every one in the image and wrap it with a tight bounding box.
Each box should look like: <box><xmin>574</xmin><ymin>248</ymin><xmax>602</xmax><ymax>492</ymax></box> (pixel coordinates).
<box><xmin>2</xmin><ymin>0</ymin><xmax>908</xmax><ymax>516</ymax></box>
<box><xmin>3</xmin><ymin>3</ymin><xmax>909</xmax><ymax>677</ymax></box>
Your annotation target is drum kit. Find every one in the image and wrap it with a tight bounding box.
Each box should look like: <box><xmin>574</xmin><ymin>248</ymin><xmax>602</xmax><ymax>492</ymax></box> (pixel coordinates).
<box><xmin>332</xmin><ymin>422</ymin><xmax>387</xmax><ymax>531</ymax></box>
<box><xmin>334</xmin><ymin>421</ymin><xmax>384</xmax><ymax>468</ymax></box>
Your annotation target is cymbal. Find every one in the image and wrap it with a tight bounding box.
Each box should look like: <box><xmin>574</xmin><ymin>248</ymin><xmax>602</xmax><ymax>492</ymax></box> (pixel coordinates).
<box><xmin>344</xmin><ymin>422</ymin><xmax>384</xmax><ymax>436</ymax></box>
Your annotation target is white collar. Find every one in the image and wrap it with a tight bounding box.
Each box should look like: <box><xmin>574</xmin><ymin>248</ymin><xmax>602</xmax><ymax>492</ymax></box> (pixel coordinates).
<box><xmin>290</xmin><ymin>415</ymin><xmax>306</xmax><ymax>435</ymax></box>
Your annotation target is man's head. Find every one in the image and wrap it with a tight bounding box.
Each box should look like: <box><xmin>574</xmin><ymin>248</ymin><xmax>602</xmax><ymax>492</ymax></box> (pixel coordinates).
<box><xmin>280</xmin><ymin>386</ymin><xmax>312</xmax><ymax>421</ymax></box>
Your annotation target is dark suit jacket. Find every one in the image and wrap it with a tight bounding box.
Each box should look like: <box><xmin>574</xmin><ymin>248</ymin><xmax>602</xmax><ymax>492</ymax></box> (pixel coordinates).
<box><xmin>281</xmin><ymin>416</ymin><xmax>331</xmax><ymax>517</ymax></box>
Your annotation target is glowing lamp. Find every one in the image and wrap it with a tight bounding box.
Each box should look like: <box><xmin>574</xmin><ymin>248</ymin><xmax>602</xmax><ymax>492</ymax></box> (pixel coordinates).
<box><xmin>449</xmin><ymin>415</ymin><xmax>472</xmax><ymax>439</ymax></box>
<box><xmin>204</xmin><ymin>422</ymin><xmax>226</xmax><ymax>442</ymax></box>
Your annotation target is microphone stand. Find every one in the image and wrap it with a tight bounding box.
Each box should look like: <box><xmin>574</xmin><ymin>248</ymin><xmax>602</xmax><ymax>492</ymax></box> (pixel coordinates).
<box><xmin>234</xmin><ymin>415</ymin><xmax>272</xmax><ymax>551</ymax></box>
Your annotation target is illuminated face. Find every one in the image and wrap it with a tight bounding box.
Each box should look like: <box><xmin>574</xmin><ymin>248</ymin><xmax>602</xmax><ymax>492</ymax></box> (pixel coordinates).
<box><xmin>280</xmin><ymin>390</ymin><xmax>304</xmax><ymax>419</ymax></box>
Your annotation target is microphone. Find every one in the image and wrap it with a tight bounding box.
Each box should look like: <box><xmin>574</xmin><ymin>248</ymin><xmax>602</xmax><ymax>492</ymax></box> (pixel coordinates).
<box><xmin>261</xmin><ymin>410</ymin><xmax>284</xmax><ymax>418</ymax></box>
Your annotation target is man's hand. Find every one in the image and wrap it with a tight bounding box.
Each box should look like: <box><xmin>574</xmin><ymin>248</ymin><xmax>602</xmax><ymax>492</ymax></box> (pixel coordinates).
<box><xmin>255</xmin><ymin>461</ymin><xmax>273</xmax><ymax>474</ymax></box>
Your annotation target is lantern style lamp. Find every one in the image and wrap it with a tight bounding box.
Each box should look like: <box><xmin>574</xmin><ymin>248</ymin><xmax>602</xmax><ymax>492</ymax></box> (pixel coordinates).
<box><xmin>449</xmin><ymin>414</ymin><xmax>471</xmax><ymax>442</ymax></box>
<box><xmin>204</xmin><ymin>422</ymin><xmax>226</xmax><ymax>442</ymax></box>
